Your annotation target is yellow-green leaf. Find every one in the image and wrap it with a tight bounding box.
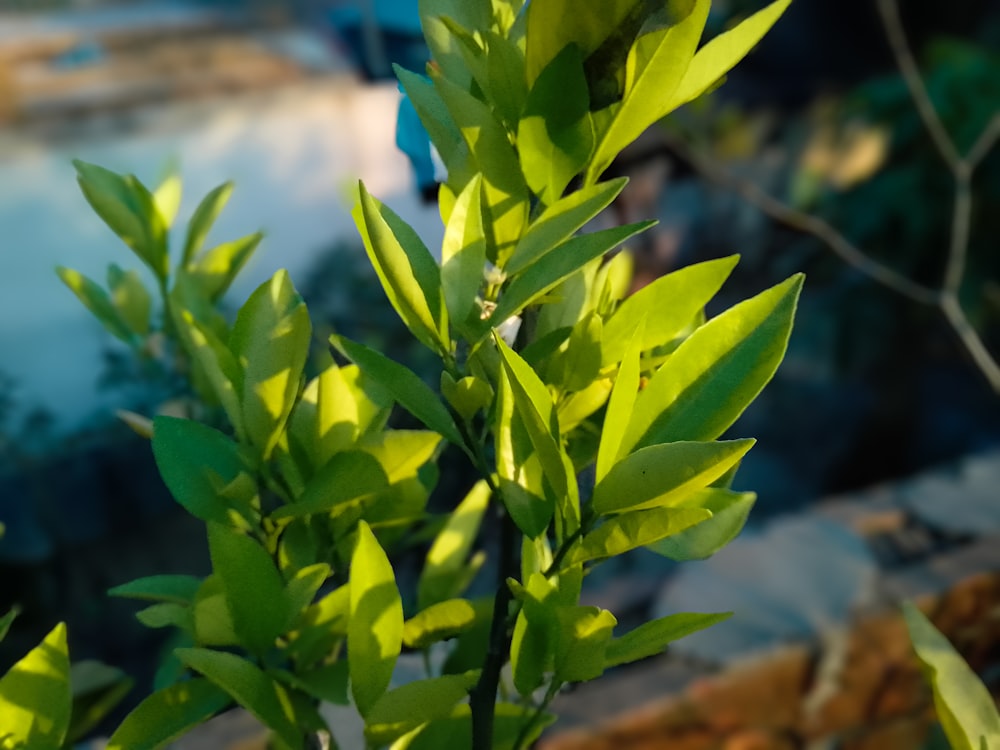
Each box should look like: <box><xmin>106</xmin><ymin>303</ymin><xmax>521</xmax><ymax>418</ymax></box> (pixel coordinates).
<box><xmin>106</xmin><ymin>678</ymin><xmax>230</xmax><ymax>750</ymax></box>
<box><xmin>0</xmin><ymin>623</ymin><xmax>71</xmax><ymax>748</ymax></box>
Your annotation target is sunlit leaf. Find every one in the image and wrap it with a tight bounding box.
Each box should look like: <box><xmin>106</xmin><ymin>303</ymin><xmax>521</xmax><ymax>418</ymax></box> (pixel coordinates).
<box><xmin>332</xmin><ymin>336</ymin><xmax>463</xmax><ymax>448</ymax></box>
<box><xmin>230</xmin><ymin>270</ymin><xmax>311</xmax><ymax>460</ymax></box>
<box><xmin>623</xmin><ymin>274</ymin><xmax>803</xmax><ymax>451</ymax></box>
<box><xmin>349</xmin><ymin>521</ymin><xmax>403</xmax><ymax>716</ymax></box>
<box><xmin>441</xmin><ymin>175</ymin><xmax>487</xmax><ymax>331</ymax></box>
<box><xmin>403</xmin><ymin>599</ymin><xmax>478</xmax><ymax>649</ymax></box>
<box><xmin>554</xmin><ymin>606</ymin><xmax>617</xmax><ymax>683</ymax></box>
<box><xmin>596</xmin><ymin>322</ymin><xmax>643</xmax><ymax>482</ymax></box>
<box><xmin>510</xmin><ymin>573</ymin><xmax>558</xmax><ymax>695</ymax></box>
<box><xmin>601</xmin><ymin>255</ymin><xmax>738</xmax><ymax>365</ymax></box>
<box><xmin>353</xmin><ymin>181</ymin><xmax>448</xmax><ymax>352</ymax></box>
<box><xmin>669</xmin><ymin>0</ymin><xmax>792</xmax><ymax>109</ymax></box>
<box><xmin>506</xmin><ymin>178</ymin><xmax>627</xmax><ymax>275</ymax></box>
<box><xmin>107</xmin><ymin>264</ymin><xmax>152</xmax><ymax>336</ymax></box>
<box><xmin>903</xmin><ymin>602</ymin><xmax>1000</xmax><ymax>750</ymax></box>
<box><xmin>419</xmin><ymin>480</ymin><xmax>491</xmax><ymax>609</ymax></box>
<box><xmin>0</xmin><ymin>623</ymin><xmax>71</xmax><ymax>748</ymax></box>
<box><xmin>188</xmin><ymin>233</ymin><xmax>263</xmax><ymax>303</ymax></box>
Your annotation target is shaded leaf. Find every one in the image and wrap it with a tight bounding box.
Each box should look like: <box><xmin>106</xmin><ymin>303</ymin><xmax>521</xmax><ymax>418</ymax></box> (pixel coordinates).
<box><xmin>554</xmin><ymin>606</ymin><xmax>617</xmax><ymax>683</ymax></box>
<box><xmin>270</xmin><ymin>450</ymin><xmax>387</xmax><ymax>520</ymax></box>
<box><xmin>109</xmin><ymin>575</ymin><xmax>202</xmax><ymax>605</ymax></box>
<box><xmin>332</xmin><ymin>336</ymin><xmax>463</xmax><ymax>447</ymax></box>
<box><xmin>592</xmin><ymin>439</ymin><xmax>755</xmax><ymax>514</ymax></box>
<box><xmin>56</xmin><ymin>266</ymin><xmax>134</xmax><ymax>344</ymax></box>
<box><xmin>647</xmin><ymin>489</ymin><xmax>756</xmax><ymax>561</ymax></box>
<box><xmin>605</xmin><ymin>612</ymin><xmax>732</xmax><ymax>668</ymax></box>
<box><xmin>569</xmin><ymin>506</ymin><xmax>711</xmax><ymax>564</ymax></box>
<box><xmin>403</xmin><ymin>599</ymin><xmax>478</xmax><ymax>648</ymax></box>
<box><xmin>183</xmin><ymin>181</ymin><xmax>234</xmax><ymax>266</ymax></box>
<box><xmin>106</xmin><ymin>678</ymin><xmax>230</xmax><ymax>750</ymax></box>
<box><xmin>365</xmin><ymin>672</ymin><xmax>479</xmax><ymax>746</ymax></box>
<box><xmin>177</xmin><ymin>648</ymin><xmax>302</xmax><ymax>750</ymax></box>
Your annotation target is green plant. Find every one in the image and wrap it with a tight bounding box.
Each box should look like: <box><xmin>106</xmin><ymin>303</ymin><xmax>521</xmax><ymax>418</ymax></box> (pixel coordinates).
<box><xmin>903</xmin><ymin>602</ymin><xmax>1000</xmax><ymax>750</ymax></box>
<box><xmin>55</xmin><ymin>0</ymin><xmax>800</xmax><ymax>747</ymax></box>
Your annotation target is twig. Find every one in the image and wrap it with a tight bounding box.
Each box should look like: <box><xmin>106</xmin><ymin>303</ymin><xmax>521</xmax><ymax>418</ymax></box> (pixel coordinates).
<box><xmin>660</xmin><ymin>0</ymin><xmax>1000</xmax><ymax>393</ymax></box>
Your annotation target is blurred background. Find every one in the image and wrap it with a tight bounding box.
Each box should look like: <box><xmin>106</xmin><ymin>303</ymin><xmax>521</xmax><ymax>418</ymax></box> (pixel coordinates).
<box><xmin>0</xmin><ymin>0</ymin><xmax>998</xmax><ymax>747</ymax></box>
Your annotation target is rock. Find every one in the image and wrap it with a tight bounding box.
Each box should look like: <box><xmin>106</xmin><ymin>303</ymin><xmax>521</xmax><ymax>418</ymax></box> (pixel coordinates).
<box><xmin>653</xmin><ymin>516</ymin><xmax>877</xmax><ymax>661</ymax></box>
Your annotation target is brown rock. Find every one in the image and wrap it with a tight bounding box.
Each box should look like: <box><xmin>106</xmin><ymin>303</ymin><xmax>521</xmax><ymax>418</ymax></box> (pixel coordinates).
<box><xmin>839</xmin><ymin>716</ymin><xmax>933</xmax><ymax>750</ymax></box>
<box><xmin>723</xmin><ymin>728</ymin><xmax>796</xmax><ymax>750</ymax></box>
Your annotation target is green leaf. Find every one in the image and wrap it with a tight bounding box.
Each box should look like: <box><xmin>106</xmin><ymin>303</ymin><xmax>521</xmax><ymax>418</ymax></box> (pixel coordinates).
<box><xmin>510</xmin><ymin>573</ymin><xmax>558</xmax><ymax>696</ymax></box>
<box><xmin>109</xmin><ymin>575</ymin><xmax>202</xmax><ymax>605</ymax></box>
<box><xmin>592</xmin><ymin>439</ymin><xmax>755</xmax><ymax>514</ymax></box>
<box><xmin>182</xmin><ymin>181</ymin><xmax>234</xmax><ymax>267</ymax></box>
<box><xmin>0</xmin><ymin>623</ymin><xmax>71</xmax><ymax>748</ymax></box>
<box><xmin>288</xmin><ymin>584</ymin><xmax>350</xmax><ymax>666</ymax></box>
<box><xmin>403</xmin><ymin>599</ymin><xmax>478</xmax><ymax>649</ymax></box>
<box><xmin>588</xmin><ymin>0</ymin><xmax>709</xmax><ymax>180</ymax></box>
<box><xmin>484</xmin><ymin>30</ymin><xmax>528</xmax><ymax>129</ymax></box>
<box><xmin>207</xmin><ymin>523</ymin><xmax>291</xmax><ymax>655</ymax></box>
<box><xmin>170</xmin><ymin>305</ymin><xmax>245</xmax><ymax>439</ymax></box>
<box><xmin>441</xmin><ymin>175</ymin><xmax>487</xmax><ymax>330</ymax></box>
<box><xmin>389</xmin><ymin>703</ymin><xmax>555</xmax><ymax>750</ymax></box>
<box><xmin>418</xmin><ymin>480</ymin><xmax>491</xmax><ymax>609</ymax></box>
<box><xmin>506</xmin><ymin>178</ymin><xmax>627</xmax><ymax>275</ymax></box>
<box><xmin>554</xmin><ymin>606</ymin><xmax>617</xmax><ymax>683</ymax></box>
<box><xmin>569</xmin><ymin>505</ymin><xmax>711</xmax><ymax>564</ymax></box>
<box><xmin>188</xmin><ymin>233</ymin><xmax>263</xmax><ymax>303</ymax></box>
<box><xmin>601</xmin><ymin>255</ymin><xmax>739</xmax><ymax>365</ymax></box>
<box><xmin>273</xmin><ymin>662</ymin><xmax>349</xmax><ymax>706</ymax></box>
<box><xmin>604</xmin><ymin>612</ymin><xmax>732</xmax><ymax>668</ymax></box>
<box><xmin>353</xmin><ymin>181</ymin><xmax>448</xmax><ymax>352</ymax></box>
<box><xmin>395</xmin><ymin>67</ymin><xmax>474</xmax><ymax>188</ymax></box>
<box><xmin>556</xmin><ymin>377</ymin><xmax>612</xmax><ymax>433</ymax></box>
<box><xmin>622</xmin><ymin>274</ymin><xmax>803</xmax><ymax>451</ymax></box>
<box><xmin>152</xmin><ymin>416</ymin><xmax>248</xmax><ymax>524</ymax></box>
<box><xmin>135</xmin><ymin>603</ymin><xmax>191</xmax><ymax>630</ymax></box>
<box><xmin>283</xmin><ymin>563</ymin><xmax>331</xmax><ymax>622</ymax></box>
<box><xmin>56</xmin><ymin>266</ymin><xmax>134</xmax><ymax>344</ymax></box>
<box><xmin>669</xmin><ymin>0</ymin><xmax>792</xmax><ymax>109</ymax></box>
<box><xmin>230</xmin><ymin>270</ymin><xmax>311</xmax><ymax>460</ymax></box>
<box><xmin>525</xmin><ymin>0</ymin><xmax>641</xmax><ymax>85</ymax></box>
<box><xmin>596</xmin><ymin>322</ymin><xmax>644</xmax><ymax>482</ymax></box>
<box><xmin>0</xmin><ymin>608</ymin><xmax>17</xmax><ymax>643</ymax></box>
<box><xmin>488</xmin><ymin>221</ymin><xmax>654</xmax><ymax>327</ymax></box>
<box><xmin>366</xmin><ymin>672</ymin><xmax>479</xmax><ymax>746</ymax></box>
<box><xmin>67</xmin><ymin>660</ymin><xmax>134</xmax><ymax>744</ymax></box>
<box><xmin>191</xmin><ymin>576</ymin><xmax>238</xmax><ymax>647</ymax></box>
<box><xmin>107</xmin><ymin>264</ymin><xmax>152</xmax><ymax>336</ymax></box>
<box><xmin>123</xmin><ymin>175</ymin><xmax>169</xmax><ymax>281</ymax></box>
<box><xmin>495</xmin><ymin>368</ymin><xmax>554</xmax><ymax>539</ymax></box>
<box><xmin>332</xmin><ymin>336</ymin><xmax>463</xmax><ymax>448</ymax></box>
<box><xmin>903</xmin><ymin>602</ymin><xmax>1000</xmax><ymax>750</ymax></box>
<box><xmin>647</xmin><ymin>488</ymin><xmax>756</xmax><ymax>561</ymax></box>
<box><xmin>177</xmin><ymin>648</ymin><xmax>303</xmax><ymax>750</ymax></box>
<box><xmin>270</xmin><ymin>450</ymin><xmax>388</xmax><ymax>520</ymax></box>
<box><xmin>550</xmin><ymin>311</ymin><xmax>603</xmax><ymax>392</ymax></box>
<box><xmin>418</xmin><ymin>0</ymin><xmax>491</xmax><ymax>86</ymax></box>
<box><xmin>106</xmin><ymin>678</ymin><xmax>231</xmax><ymax>750</ymax></box>
<box><xmin>349</xmin><ymin>521</ymin><xmax>404</xmax><ymax>716</ymax></box>
<box><xmin>441</xmin><ymin>373</ymin><xmax>494</xmax><ymax>422</ymax></box>
<box><xmin>518</xmin><ymin>44</ymin><xmax>594</xmax><ymax>206</ymax></box>
<box><xmin>73</xmin><ymin>160</ymin><xmax>161</xmax><ymax>278</ymax></box>
<box><xmin>288</xmin><ymin>358</ymin><xmax>362</xmax><ymax>472</ymax></box>
<box><xmin>433</xmin><ymin>72</ymin><xmax>530</xmax><ymax>265</ymax></box>
<box><xmin>153</xmin><ymin>165</ymin><xmax>182</xmax><ymax>230</ymax></box>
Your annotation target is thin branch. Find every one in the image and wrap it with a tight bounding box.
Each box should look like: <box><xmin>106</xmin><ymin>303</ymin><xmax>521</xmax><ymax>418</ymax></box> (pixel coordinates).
<box><xmin>940</xmin><ymin>293</ymin><xmax>1000</xmax><ymax>392</ymax></box>
<box><xmin>966</xmin><ymin>114</ymin><xmax>1000</xmax><ymax>171</ymax></box>
<box><xmin>875</xmin><ymin>0</ymin><xmax>961</xmax><ymax>168</ymax></box>
<box><xmin>661</xmin><ymin>131</ymin><xmax>940</xmax><ymax>305</ymax></box>
<box><xmin>943</xmin><ymin>175</ymin><xmax>972</xmax><ymax>295</ymax></box>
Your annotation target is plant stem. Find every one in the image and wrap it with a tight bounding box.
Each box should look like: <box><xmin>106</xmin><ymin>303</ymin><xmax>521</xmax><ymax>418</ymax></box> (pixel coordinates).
<box><xmin>513</xmin><ymin>680</ymin><xmax>563</xmax><ymax>750</ymax></box>
<box><xmin>470</xmin><ymin>503</ymin><xmax>517</xmax><ymax>750</ymax></box>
